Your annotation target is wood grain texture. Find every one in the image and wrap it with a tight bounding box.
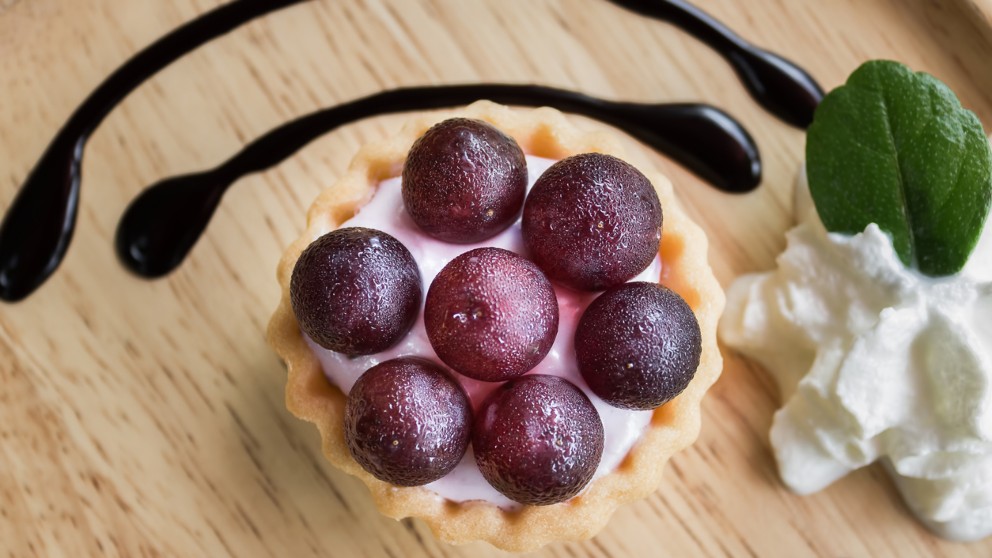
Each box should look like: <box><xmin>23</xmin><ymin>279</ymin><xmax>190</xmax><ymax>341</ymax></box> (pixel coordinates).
<box><xmin>964</xmin><ymin>0</ymin><xmax>992</xmax><ymax>29</ymax></box>
<box><xmin>1</xmin><ymin>0</ymin><xmax>991</xmax><ymax>556</ymax></box>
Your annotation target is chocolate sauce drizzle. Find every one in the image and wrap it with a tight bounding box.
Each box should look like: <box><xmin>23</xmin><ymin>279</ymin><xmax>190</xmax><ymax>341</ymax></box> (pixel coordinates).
<box><xmin>0</xmin><ymin>0</ymin><xmax>822</xmax><ymax>302</ymax></box>
<box><xmin>607</xmin><ymin>0</ymin><xmax>824</xmax><ymax>128</ymax></box>
<box><xmin>0</xmin><ymin>0</ymin><xmax>312</xmax><ymax>302</ymax></box>
<box><xmin>116</xmin><ymin>86</ymin><xmax>758</xmax><ymax>277</ymax></box>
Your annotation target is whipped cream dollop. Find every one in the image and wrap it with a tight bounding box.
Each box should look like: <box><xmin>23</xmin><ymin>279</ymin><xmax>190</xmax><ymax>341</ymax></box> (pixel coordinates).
<box><xmin>306</xmin><ymin>156</ymin><xmax>659</xmax><ymax>508</ymax></box>
<box><xmin>720</xmin><ymin>166</ymin><xmax>992</xmax><ymax>541</ymax></box>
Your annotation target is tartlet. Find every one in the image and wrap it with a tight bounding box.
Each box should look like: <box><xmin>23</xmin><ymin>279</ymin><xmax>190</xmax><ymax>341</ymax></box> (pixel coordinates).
<box><xmin>266</xmin><ymin>101</ymin><xmax>724</xmax><ymax>551</ymax></box>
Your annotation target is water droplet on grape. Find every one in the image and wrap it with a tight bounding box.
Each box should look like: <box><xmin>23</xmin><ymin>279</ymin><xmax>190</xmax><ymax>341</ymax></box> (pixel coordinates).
<box><xmin>402</xmin><ymin>118</ymin><xmax>527</xmax><ymax>243</ymax></box>
<box><xmin>576</xmin><ymin>282</ymin><xmax>701</xmax><ymax>410</ymax></box>
<box><xmin>425</xmin><ymin>247</ymin><xmax>558</xmax><ymax>382</ymax></box>
<box><xmin>523</xmin><ymin>153</ymin><xmax>662</xmax><ymax>291</ymax></box>
<box><xmin>472</xmin><ymin>375</ymin><xmax>604</xmax><ymax>505</ymax></box>
<box><xmin>345</xmin><ymin>357</ymin><xmax>472</xmax><ymax>486</ymax></box>
<box><xmin>291</xmin><ymin>228</ymin><xmax>421</xmax><ymax>356</ymax></box>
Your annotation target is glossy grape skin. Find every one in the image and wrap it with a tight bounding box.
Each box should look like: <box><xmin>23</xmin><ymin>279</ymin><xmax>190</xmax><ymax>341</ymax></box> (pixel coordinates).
<box><xmin>424</xmin><ymin>247</ymin><xmax>559</xmax><ymax>382</ymax></box>
<box><xmin>472</xmin><ymin>375</ymin><xmax>604</xmax><ymax>506</ymax></box>
<box><xmin>402</xmin><ymin>118</ymin><xmax>528</xmax><ymax>243</ymax></box>
<box><xmin>522</xmin><ymin>153</ymin><xmax>662</xmax><ymax>291</ymax></box>
<box><xmin>575</xmin><ymin>282</ymin><xmax>701</xmax><ymax>410</ymax></box>
<box><xmin>290</xmin><ymin>227</ymin><xmax>421</xmax><ymax>356</ymax></box>
<box><xmin>344</xmin><ymin>357</ymin><xmax>472</xmax><ymax>486</ymax></box>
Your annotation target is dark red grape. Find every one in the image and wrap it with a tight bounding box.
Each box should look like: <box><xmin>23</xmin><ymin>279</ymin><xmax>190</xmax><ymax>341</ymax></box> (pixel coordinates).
<box><xmin>402</xmin><ymin>118</ymin><xmax>528</xmax><ymax>243</ymax></box>
<box><xmin>290</xmin><ymin>227</ymin><xmax>421</xmax><ymax>356</ymax></box>
<box><xmin>522</xmin><ymin>153</ymin><xmax>662</xmax><ymax>291</ymax></box>
<box><xmin>424</xmin><ymin>247</ymin><xmax>558</xmax><ymax>382</ymax></box>
<box><xmin>576</xmin><ymin>282</ymin><xmax>700</xmax><ymax>410</ymax></box>
<box><xmin>344</xmin><ymin>357</ymin><xmax>472</xmax><ymax>486</ymax></box>
<box><xmin>472</xmin><ymin>375</ymin><xmax>604</xmax><ymax>505</ymax></box>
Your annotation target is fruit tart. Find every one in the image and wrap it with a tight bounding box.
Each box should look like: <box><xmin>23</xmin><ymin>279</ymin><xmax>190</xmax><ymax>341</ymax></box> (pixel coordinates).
<box><xmin>266</xmin><ymin>101</ymin><xmax>724</xmax><ymax>551</ymax></box>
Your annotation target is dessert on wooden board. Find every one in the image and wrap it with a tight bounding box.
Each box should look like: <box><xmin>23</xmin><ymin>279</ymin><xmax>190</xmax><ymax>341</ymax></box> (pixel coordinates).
<box><xmin>4</xmin><ymin>0</ymin><xmax>992</xmax><ymax>554</ymax></box>
<box><xmin>267</xmin><ymin>102</ymin><xmax>724</xmax><ymax>551</ymax></box>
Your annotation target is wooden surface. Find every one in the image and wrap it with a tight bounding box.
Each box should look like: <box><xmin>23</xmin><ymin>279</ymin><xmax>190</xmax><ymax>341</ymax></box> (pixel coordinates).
<box><xmin>2</xmin><ymin>0</ymin><xmax>992</xmax><ymax>556</ymax></box>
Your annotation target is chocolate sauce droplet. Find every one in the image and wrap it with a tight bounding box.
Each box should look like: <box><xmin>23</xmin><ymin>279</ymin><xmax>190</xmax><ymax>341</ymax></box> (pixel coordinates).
<box><xmin>116</xmin><ymin>171</ymin><xmax>228</xmax><ymax>278</ymax></box>
<box><xmin>116</xmin><ymin>84</ymin><xmax>760</xmax><ymax>277</ymax></box>
<box><xmin>0</xmin><ymin>0</ymin><xmax>310</xmax><ymax>302</ymax></box>
<box><xmin>0</xmin><ymin>137</ymin><xmax>81</xmax><ymax>302</ymax></box>
<box><xmin>608</xmin><ymin>0</ymin><xmax>824</xmax><ymax>128</ymax></box>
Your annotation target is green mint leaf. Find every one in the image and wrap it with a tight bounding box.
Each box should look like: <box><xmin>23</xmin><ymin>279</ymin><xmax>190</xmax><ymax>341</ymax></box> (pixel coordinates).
<box><xmin>806</xmin><ymin>60</ymin><xmax>992</xmax><ymax>276</ymax></box>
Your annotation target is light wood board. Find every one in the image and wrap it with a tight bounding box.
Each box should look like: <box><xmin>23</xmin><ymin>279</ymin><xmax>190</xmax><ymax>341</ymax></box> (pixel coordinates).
<box><xmin>2</xmin><ymin>0</ymin><xmax>992</xmax><ymax>556</ymax></box>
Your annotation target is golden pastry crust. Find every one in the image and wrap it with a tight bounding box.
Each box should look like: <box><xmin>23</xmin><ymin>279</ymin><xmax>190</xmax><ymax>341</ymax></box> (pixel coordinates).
<box><xmin>266</xmin><ymin>101</ymin><xmax>725</xmax><ymax>552</ymax></box>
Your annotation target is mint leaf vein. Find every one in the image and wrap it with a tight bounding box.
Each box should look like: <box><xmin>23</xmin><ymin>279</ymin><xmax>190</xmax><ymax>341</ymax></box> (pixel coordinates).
<box><xmin>806</xmin><ymin>60</ymin><xmax>992</xmax><ymax>276</ymax></box>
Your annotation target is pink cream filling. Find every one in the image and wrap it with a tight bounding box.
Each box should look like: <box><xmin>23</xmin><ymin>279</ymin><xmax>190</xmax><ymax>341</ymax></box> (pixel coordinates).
<box><xmin>305</xmin><ymin>156</ymin><xmax>660</xmax><ymax>508</ymax></box>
